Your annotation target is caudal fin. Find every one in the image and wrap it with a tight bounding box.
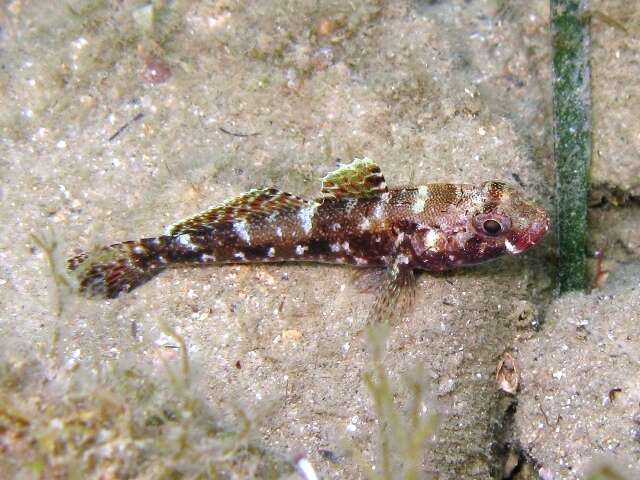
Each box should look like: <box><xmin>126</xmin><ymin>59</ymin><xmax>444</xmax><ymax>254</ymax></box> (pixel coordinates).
<box><xmin>67</xmin><ymin>239</ymin><xmax>169</xmax><ymax>298</ymax></box>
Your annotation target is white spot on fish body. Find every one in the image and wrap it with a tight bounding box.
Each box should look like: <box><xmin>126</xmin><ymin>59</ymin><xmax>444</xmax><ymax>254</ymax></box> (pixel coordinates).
<box><xmin>233</xmin><ymin>220</ymin><xmax>251</xmax><ymax>244</ymax></box>
<box><xmin>412</xmin><ymin>185</ymin><xmax>430</xmax><ymax>214</ymax></box>
<box><xmin>342</xmin><ymin>241</ymin><xmax>350</xmax><ymax>252</ymax></box>
<box><xmin>275</xmin><ymin>226</ymin><xmax>283</xmax><ymax>238</ymax></box>
<box><xmin>133</xmin><ymin>245</ymin><xmax>146</xmax><ymax>254</ymax></box>
<box><xmin>505</xmin><ymin>240</ymin><xmax>521</xmax><ymax>254</ymax></box>
<box><xmin>234</xmin><ymin>251</ymin><xmax>246</xmax><ymax>260</ymax></box>
<box><xmin>330</xmin><ymin>242</ymin><xmax>340</xmax><ymax>252</ymax></box>
<box><xmin>201</xmin><ymin>254</ymin><xmax>216</xmax><ymax>262</ymax></box>
<box><xmin>373</xmin><ymin>201</ymin><xmax>384</xmax><ymax>219</ymax></box>
<box><xmin>295</xmin><ymin>245</ymin><xmax>308</xmax><ymax>255</ymax></box>
<box><xmin>267</xmin><ymin>247</ymin><xmax>275</xmax><ymax>257</ymax></box>
<box><xmin>158</xmin><ymin>256</ymin><xmax>168</xmax><ymax>264</ymax></box>
<box><xmin>298</xmin><ymin>203</ymin><xmax>317</xmax><ymax>234</ymax></box>
<box><xmin>331</xmin><ymin>222</ymin><xmax>341</xmax><ymax>231</ymax></box>
<box><xmin>397</xmin><ymin>254</ymin><xmax>410</xmax><ymax>265</ymax></box>
<box><xmin>359</xmin><ymin>217</ymin><xmax>371</xmax><ymax>231</ymax></box>
<box><xmin>355</xmin><ymin>257</ymin><xmax>368</xmax><ymax>265</ymax></box>
<box><xmin>176</xmin><ymin>233</ymin><xmax>197</xmax><ymax>250</ymax></box>
<box><xmin>345</xmin><ymin>199</ymin><xmax>357</xmax><ymax>214</ymax></box>
<box><xmin>424</xmin><ymin>229</ymin><xmax>442</xmax><ymax>251</ymax></box>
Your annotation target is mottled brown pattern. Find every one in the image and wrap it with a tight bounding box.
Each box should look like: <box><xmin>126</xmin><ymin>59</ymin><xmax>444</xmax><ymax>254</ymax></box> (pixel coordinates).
<box><xmin>168</xmin><ymin>188</ymin><xmax>307</xmax><ymax>236</ymax></box>
<box><xmin>68</xmin><ymin>159</ymin><xmax>549</xmax><ymax>299</ymax></box>
<box><xmin>425</xmin><ymin>183</ymin><xmax>462</xmax><ymax>207</ymax></box>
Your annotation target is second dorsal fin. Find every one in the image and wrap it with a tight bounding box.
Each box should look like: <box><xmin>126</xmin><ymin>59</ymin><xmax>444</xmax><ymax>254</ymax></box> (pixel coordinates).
<box><xmin>320</xmin><ymin>158</ymin><xmax>388</xmax><ymax>200</ymax></box>
<box><xmin>168</xmin><ymin>188</ymin><xmax>308</xmax><ymax>235</ymax></box>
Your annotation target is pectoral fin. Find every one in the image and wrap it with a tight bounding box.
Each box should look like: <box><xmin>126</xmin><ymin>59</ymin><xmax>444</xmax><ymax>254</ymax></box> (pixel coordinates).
<box><xmin>368</xmin><ymin>256</ymin><xmax>416</xmax><ymax>324</ymax></box>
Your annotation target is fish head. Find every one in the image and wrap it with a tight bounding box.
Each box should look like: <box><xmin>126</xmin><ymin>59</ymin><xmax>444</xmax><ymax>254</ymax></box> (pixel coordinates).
<box><xmin>468</xmin><ymin>181</ymin><xmax>549</xmax><ymax>257</ymax></box>
<box><xmin>409</xmin><ymin>181</ymin><xmax>549</xmax><ymax>270</ymax></box>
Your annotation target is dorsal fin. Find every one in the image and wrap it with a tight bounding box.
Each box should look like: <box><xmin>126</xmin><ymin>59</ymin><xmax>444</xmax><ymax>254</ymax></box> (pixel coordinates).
<box><xmin>168</xmin><ymin>188</ymin><xmax>308</xmax><ymax>235</ymax></box>
<box><xmin>320</xmin><ymin>158</ymin><xmax>388</xmax><ymax>200</ymax></box>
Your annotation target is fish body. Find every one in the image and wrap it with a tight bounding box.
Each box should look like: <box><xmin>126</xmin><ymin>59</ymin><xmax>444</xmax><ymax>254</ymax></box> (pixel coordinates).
<box><xmin>68</xmin><ymin>159</ymin><xmax>549</xmax><ymax>300</ymax></box>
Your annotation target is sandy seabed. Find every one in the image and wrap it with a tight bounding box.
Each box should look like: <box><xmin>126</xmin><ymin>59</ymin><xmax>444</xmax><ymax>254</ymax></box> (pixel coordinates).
<box><xmin>1</xmin><ymin>1</ymin><xmax>638</xmax><ymax>479</ymax></box>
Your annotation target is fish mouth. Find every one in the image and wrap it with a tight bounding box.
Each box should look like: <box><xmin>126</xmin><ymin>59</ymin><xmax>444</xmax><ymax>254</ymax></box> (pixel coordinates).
<box><xmin>507</xmin><ymin>210</ymin><xmax>550</xmax><ymax>254</ymax></box>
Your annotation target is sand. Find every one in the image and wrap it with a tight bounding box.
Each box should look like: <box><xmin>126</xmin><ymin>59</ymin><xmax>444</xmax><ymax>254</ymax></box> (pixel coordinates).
<box><xmin>1</xmin><ymin>1</ymin><xmax>637</xmax><ymax>478</ymax></box>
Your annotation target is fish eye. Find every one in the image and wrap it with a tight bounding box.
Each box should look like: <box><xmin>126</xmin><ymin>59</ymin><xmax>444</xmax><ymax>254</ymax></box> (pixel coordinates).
<box><xmin>482</xmin><ymin>219</ymin><xmax>502</xmax><ymax>236</ymax></box>
<box><xmin>472</xmin><ymin>213</ymin><xmax>511</xmax><ymax>237</ymax></box>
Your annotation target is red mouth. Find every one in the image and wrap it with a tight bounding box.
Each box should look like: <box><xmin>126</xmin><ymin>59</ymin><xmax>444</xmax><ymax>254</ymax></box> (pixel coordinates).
<box><xmin>509</xmin><ymin>211</ymin><xmax>550</xmax><ymax>253</ymax></box>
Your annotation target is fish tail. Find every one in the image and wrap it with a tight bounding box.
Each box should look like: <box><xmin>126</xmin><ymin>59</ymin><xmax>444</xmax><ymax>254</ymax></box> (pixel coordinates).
<box><xmin>67</xmin><ymin>237</ymin><xmax>171</xmax><ymax>298</ymax></box>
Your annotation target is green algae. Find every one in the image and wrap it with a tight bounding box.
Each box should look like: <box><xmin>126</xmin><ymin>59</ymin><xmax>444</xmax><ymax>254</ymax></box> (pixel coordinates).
<box><xmin>357</xmin><ymin>325</ymin><xmax>439</xmax><ymax>480</ymax></box>
<box><xmin>551</xmin><ymin>0</ymin><xmax>591</xmax><ymax>292</ymax></box>
<box><xmin>0</xmin><ymin>353</ymin><xmax>293</xmax><ymax>479</ymax></box>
